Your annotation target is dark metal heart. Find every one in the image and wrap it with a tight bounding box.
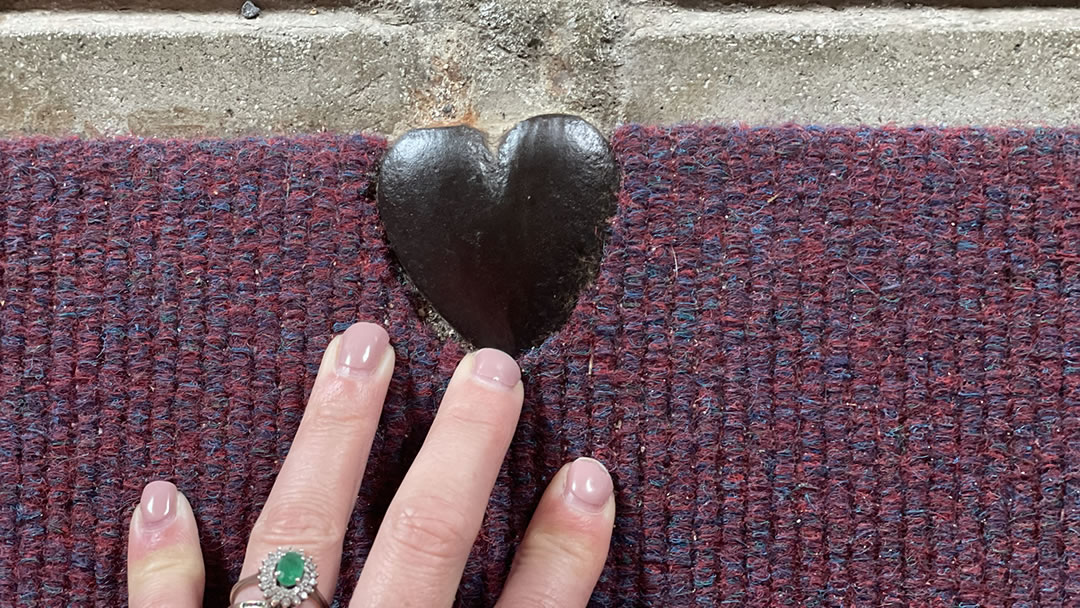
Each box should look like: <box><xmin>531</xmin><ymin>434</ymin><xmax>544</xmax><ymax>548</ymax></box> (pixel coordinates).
<box><xmin>377</xmin><ymin>114</ymin><xmax>618</xmax><ymax>355</ymax></box>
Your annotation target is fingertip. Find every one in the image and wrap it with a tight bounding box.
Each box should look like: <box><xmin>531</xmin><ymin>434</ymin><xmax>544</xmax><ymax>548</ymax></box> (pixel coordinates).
<box><xmin>495</xmin><ymin>457</ymin><xmax>615</xmax><ymax>608</ymax></box>
<box><xmin>337</xmin><ymin>322</ymin><xmax>392</xmax><ymax>377</ymax></box>
<box><xmin>470</xmin><ymin>348</ymin><xmax>521</xmax><ymax>390</ymax></box>
<box><xmin>562</xmin><ymin>457</ymin><xmax>615</xmax><ymax>516</ymax></box>
<box><xmin>127</xmin><ymin>481</ymin><xmax>205</xmax><ymax>608</ymax></box>
<box><xmin>128</xmin><ymin>481</ymin><xmax>201</xmax><ymax>557</ymax></box>
<box><xmin>529</xmin><ymin>457</ymin><xmax>616</xmax><ymax>551</ymax></box>
<box><xmin>319</xmin><ymin>322</ymin><xmax>397</xmax><ymax>382</ymax></box>
<box><xmin>139</xmin><ymin>480</ymin><xmax>178</xmax><ymax>525</ymax></box>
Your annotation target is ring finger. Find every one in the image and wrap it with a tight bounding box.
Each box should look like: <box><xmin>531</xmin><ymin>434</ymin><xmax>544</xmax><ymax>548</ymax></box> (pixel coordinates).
<box><xmin>232</xmin><ymin>322</ymin><xmax>395</xmax><ymax>605</ymax></box>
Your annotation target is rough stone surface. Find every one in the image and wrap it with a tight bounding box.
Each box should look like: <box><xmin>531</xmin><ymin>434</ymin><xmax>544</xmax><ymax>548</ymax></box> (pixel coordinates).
<box><xmin>0</xmin><ymin>2</ymin><xmax>622</xmax><ymax>137</ymax></box>
<box><xmin>622</xmin><ymin>7</ymin><xmax>1080</xmax><ymax>127</ymax></box>
<box><xmin>0</xmin><ymin>4</ymin><xmax>1078</xmax><ymax>137</ymax></box>
<box><xmin>0</xmin><ymin>11</ymin><xmax>421</xmax><ymax>136</ymax></box>
<box><xmin>4</xmin><ymin>0</ymin><xmax>1077</xmax><ymax>9</ymax></box>
<box><xmin>240</xmin><ymin>1</ymin><xmax>260</xmax><ymax>19</ymax></box>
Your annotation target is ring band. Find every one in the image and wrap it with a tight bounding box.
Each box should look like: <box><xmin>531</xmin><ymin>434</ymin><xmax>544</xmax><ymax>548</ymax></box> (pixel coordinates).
<box><xmin>229</xmin><ymin>547</ymin><xmax>330</xmax><ymax>608</ymax></box>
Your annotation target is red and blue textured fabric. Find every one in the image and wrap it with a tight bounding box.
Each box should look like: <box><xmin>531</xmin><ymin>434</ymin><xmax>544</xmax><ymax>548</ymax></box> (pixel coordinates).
<box><xmin>1</xmin><ymin>126</ymin><xmax>1079</xmax><ymax>606</ymax></box>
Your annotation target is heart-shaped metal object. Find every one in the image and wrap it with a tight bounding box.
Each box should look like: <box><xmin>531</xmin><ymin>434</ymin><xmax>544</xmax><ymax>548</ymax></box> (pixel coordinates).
<box><xmin>377</xmin><ymin>114</ymin><xmax>618</xmax><ymax>354</ymax></box>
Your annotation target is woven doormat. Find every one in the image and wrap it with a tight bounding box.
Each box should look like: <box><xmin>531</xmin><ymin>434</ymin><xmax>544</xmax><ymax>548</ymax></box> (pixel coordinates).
<box><xmin>2</xmin><ymin>127</ymin><xmax>1079</xmax><ymax>607</ymax></box>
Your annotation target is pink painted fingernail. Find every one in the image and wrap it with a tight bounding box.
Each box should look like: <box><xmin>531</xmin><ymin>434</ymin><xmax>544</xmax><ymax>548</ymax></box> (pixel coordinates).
<box><xmin>472</xmin><ymin>348</ymin><xmax>520</xmax><ymax>389</ymax></box>
<box><xmin>139</xmin><ymin>481</ymin><xmax>178</xmax><ymax>528</ymax></box>
<box><xmin>337</xmin><ymin>322</ymin><xmax>390</xmax><ymax>377</ymax></box>
<box><xmin>563</xmin><ymin>457</ymin><xmax>613</xmax><ymax>513</ymax></box>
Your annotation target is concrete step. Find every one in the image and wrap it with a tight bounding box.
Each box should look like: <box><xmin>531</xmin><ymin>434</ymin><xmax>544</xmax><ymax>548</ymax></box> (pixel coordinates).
<box><xmin>1</xmin><ymin>4</ymin><xmax>1077</xmax><ymax>137</ymax></box>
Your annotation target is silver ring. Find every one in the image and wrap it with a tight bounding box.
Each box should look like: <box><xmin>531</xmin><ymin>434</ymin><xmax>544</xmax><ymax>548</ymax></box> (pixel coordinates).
<box><xmin>229</xmin><ymin>547</ymin><xmax>329</xmax><ymax>608</ymax></box>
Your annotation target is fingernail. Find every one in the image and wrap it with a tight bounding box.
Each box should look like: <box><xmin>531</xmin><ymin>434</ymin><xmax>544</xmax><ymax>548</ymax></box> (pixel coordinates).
<box><xmin>337</xmin><ymin>322</ymin><xmax>390</xmax><ymax>377</ymax></box>
<box><xmin>139</xmin><ymin>480</ymin><xmax>178</xmax><ymax>528</ymax></box>
<box><xmin>563</xmin><ymin>457</ymin><xmax>613</xmax><ymax>513</ymax></box>
<box><xmin>472</xmin><ymin>348</ymin><xmax>520</xmax><ymax>389</ymax></box>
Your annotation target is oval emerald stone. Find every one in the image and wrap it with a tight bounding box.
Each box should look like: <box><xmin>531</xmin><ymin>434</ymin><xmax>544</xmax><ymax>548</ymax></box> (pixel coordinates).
<box><xmin>275</xmin><ymin>551</ymin><xmax>305</xmax><ymax>588</ymax></box>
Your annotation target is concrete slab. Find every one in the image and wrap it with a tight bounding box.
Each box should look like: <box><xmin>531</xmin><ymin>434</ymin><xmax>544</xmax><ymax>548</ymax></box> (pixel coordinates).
<box><xmin>0</xmin><ymin>5</ymin><xmax>1077</xmax><ymax>137</ymax></box>
<box><xmin>0</xmin><ymin>1</ymin><xmax>623</xmax><ymax>137</ymax></box>
<box><xmin>0</xmin><ymin>10</ymin><xmax>422</xmax><ymax>136</ymax></box>
<box><xmin>621</xmin><ymin>7</ymin><xmax>1080</xmax><ymax>127</ymax></box>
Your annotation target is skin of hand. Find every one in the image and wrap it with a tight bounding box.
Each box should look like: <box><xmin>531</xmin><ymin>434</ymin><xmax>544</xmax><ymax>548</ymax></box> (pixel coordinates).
<box><xmin>126</xmin><ymin>322</ymin><xmax>616</xmax><ymax>608</ymax></box>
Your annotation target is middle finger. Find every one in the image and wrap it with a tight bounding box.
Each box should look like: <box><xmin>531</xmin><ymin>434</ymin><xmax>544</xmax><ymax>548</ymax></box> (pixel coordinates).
<box><xmin>351</xmin><ymin>348</ymin><xmax>523</xmax><ymax>607</ymax></box>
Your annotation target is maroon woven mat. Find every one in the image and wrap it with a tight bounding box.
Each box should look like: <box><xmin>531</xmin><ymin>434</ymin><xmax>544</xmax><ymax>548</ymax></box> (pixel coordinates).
<box><xmin>2</xmin><ymin>126</ymin><xmax>1079</xmax><ymax>607</ymax></box>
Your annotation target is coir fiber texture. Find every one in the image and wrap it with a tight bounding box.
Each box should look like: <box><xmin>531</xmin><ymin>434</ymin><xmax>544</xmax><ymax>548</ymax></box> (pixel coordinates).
<box><xmin>1</xmin><ymin>126</ymin><xmax>1080</xmax><ymax>607</ymax></box>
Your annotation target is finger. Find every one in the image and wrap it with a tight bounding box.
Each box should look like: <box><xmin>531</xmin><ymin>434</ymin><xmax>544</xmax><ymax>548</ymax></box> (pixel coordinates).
<box><xmin>352</xmin><ymin>348</ymin><xmax>523</xmax><ymax>608</ymax></box>
<box><xmin>234</xmin><ymin>322</ymin><xmax>395</xmax><ymax>603</ymax></box>
<box><xmin>127</xmin><ymin>481</ymin><xmax>205</xmax><ymax>608</ymax></box>
<box><xmin>495</xmin><ymin>458</ymin><xmax>615</xmax><ymax>608</ymax></box>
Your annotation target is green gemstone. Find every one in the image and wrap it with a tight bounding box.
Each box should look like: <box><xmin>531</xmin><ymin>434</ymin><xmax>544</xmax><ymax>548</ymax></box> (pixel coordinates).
<box><xmin>275</xmin><ymin>551</ymin><xmax>305</xmax><ymax>588</ymax></box>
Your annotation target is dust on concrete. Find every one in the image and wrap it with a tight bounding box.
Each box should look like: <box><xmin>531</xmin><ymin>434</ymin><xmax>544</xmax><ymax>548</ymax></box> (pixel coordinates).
<box><xmin>0</xmin><ymin>60</ymin><xmax>76</xmax><ymax>135</ymax></box>
<box><xmin>388</xmin><ymin>0</ymin><xmax>624</xmax><ymax>137</ymax></box>
<box><xmin>0</xmin><ymin>10</ymin><xmax>419</xmax><ymax>138</ymax></box>
<box><xmin>2</xmin><ymin>3</ymin><xmax>1080</xmax><ymax>137</ymax></box>
<box><xmin>619</xmin><ymin>5</ymin><xmax>1080</xmax><ymax>127</ymax></box>
<box><xmin>127</xmin><ymin>105</ymin><xmax>227</xmax><ymax>136</ymax></box>
<box><xmin>0</xmin><ymin>1</ymin><xmax>624</xmax><ymax>138</ymax></box>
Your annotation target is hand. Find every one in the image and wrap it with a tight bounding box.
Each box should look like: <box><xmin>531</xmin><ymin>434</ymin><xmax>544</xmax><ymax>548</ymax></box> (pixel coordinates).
<box><xmin>125</xmin><ymin>322</ymin><xmax>616</xmax><ymax>607</ymax></box>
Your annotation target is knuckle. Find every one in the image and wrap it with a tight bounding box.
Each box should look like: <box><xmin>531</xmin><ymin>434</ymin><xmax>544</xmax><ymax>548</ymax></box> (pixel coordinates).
<box><xmin>129</xmin><ymin>548</ymin><xmax>204</xmax><ymax>606</ymax></box>
<box><xmin>441</xmin><ymin>403</ymin><xmax>507</xmax><ymax>438</ymax></box>
<box><xmin>307</xmin><ymin>387</ymin><xmax>378</xmax><ymax>429</ymax></box>
<box><xmin>517</xmin><ymin>528</ymin><xmax>599</xmax><ymax>573</ymax></box>
<box><xmin>132</xmin><ymin>549</ymin><xmax>203</xmax><ymax>581</ymax></box>
<box><xmin>385</xmin><ymin>494</ymin><xmax>472</xmax><ymax>566</ymax></box>
<box><xmin>252</xmin><ymin>494</ymin><xmax>345</xmax><ymax>549</ymax></box>
<box><xmin>508</xmin><ymin>590</ymin><xmax>566</xmax><ymax>608</ymax></box>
